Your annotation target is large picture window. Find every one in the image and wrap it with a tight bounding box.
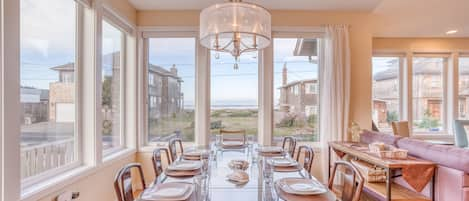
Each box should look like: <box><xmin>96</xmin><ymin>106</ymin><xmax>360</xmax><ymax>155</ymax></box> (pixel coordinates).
<box><xmin>273</xmin><ymin>38</ymin><xmax>320</xmax><ymax>142</ymax></box>
<box><xmin>210</xmin><ymin>51</ymin><xmax>258</xmax><ymax>139</ymax></box>
<box><xmin>412</xmin><ymin>57</ymin><xmax>447</xmax><ymax>133</ymax></box>
<box><xmin>147</xmin><ymin>38</ymin><xmax>196</xmax><ymax>142</ymax></box>
<box><xmin>101</xmin><ymin>20</ymin><xmax>123</xmax><ymax>152</ymax></box>
<box><xmin>459</xmin><ymin>57</ymin><xmax>469</xmax><ymax>119</ymax></box>
<box><xmin>20</xmin><ymin>0</ymin><xmax>78</xmax><ymax>180</ymax></box>
<box><xmin>372</xmin><ymin>57</ymin><xmax>401</xmax><ymax>131</ymax></box>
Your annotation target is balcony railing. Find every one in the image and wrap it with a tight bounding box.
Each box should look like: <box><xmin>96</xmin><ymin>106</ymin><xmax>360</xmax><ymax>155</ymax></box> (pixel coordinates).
<box><xmin>20</xmin><ymin>138</ymin><xmax>75</xmax><ymax>179</ymax></box>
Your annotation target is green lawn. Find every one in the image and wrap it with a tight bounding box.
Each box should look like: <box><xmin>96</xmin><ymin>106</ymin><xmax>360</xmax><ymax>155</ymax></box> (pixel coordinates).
<box><xmin>148</xmin><ymin>109</ymin><xmax>319</xmax><ymax>142</ymax></box>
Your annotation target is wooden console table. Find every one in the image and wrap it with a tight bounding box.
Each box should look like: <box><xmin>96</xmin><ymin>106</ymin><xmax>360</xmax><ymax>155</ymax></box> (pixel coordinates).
<box><xmin>328</xmin><ymin>141</ymin><xmax>436</xmax><ymax>201</ymax></box>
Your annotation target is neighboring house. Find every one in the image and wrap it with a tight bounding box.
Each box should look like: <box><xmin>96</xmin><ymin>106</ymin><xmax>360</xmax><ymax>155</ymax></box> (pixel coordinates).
<box><xmin>278</xmin><ymin>63</ymin><xmax>319</xmax><ymax>118</ymax></box>
<box><xmin>148</xmin><ymin>64</ymin><xmax>184</xmax><ymax>120</ymax></box>
<box><xmin>49</xmin><ymin>63</ymin><xmax>75</xmax><ymax>123</ymax></box>
<box><xmin>373</xmin><ymin>59</ymin><xmax>469</xmax><ymax>125</ymax></box>
<box><xmin>20</xmin><ymin>87</ymin><xmax>49</xmax><ymax>124</ymax></box>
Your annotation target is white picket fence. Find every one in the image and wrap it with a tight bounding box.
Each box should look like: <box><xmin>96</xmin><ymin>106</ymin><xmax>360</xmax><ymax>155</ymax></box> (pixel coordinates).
<box><xmin>21</xmin><ymin>139</ymin><xmax>75</xmax><ymax>179</ymax></box>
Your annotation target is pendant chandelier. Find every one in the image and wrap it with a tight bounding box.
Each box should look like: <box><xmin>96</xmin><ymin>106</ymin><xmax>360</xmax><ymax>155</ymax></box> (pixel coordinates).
<box><xmin>200</xmin><ymin>0</ymin><xmax>271</xmax><ymax>69</ymax></box>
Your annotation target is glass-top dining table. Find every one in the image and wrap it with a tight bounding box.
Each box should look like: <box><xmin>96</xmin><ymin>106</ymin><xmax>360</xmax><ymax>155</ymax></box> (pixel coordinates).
<box><xmin>139</xmin><ymin>144</ymin><xmax>336</xmax><ymax>201</ymax></box>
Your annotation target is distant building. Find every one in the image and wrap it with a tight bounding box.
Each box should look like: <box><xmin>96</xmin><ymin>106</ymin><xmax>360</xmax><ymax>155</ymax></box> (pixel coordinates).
<box><xmin>373</xmin><ymin>59</ymin><xmax>469</xmax><ymax>126</ymax></box>
<box><xmin>49</xmin><ymin>63</ymin><xmax>75</xmax><ymax>123</ymax></box>
<box><xmin>148</xmin><ymin>64</ymin><xmax>184</xmax><ymax>120</ymax></box>
<box><xmin>278</xmin><ymin>63</ymin><xmax>319</xmax><ymax>118</ymax></box>
<box><xmin>20</xmin><ymin>87</ymin><xmax>49</xmax><ymax>124</ymax></box>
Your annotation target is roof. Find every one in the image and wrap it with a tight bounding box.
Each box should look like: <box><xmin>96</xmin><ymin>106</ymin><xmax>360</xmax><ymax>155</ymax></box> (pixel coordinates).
<box><xmin>50</xmin><ymin>63</ymin><xmax>74</xmax><ymax>71</ymax></box>
<box><xmin>148</xmin><ymin>64</ymin><xmax>182</xmax><ymax>81</ymax></box>
<box><xmin>294</xmin><ymin>38</ymin><xmax>318</xmax><ymax>57</ymax></box>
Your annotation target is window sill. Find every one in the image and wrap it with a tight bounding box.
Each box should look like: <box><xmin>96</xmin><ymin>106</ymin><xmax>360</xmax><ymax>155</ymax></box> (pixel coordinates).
<box><xmin>21</xmin><ymin>148</ymin><xmax>136</xmax><ymax>201</ymax></box>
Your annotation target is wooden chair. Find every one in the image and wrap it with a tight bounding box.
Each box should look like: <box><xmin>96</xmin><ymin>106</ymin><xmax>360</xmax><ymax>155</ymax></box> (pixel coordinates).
<box><xmin>220</xmin><ymin>129</ymin><xmax>246</xmax><ymax>146</ymax></box>
<box><xmin>152</xmin><ymin>148</ymin><xmax>170</xmax><ymax>178</ymax></box>
<box><xmin>391</xmin><ymin>121</ymin><xmax>410</xmax><ymax>137</ymax></box>
<box><xmin>282</xmin><ymin>136</ymin><xmax>297</xmax><ymax>157</ymax></box>
<box><xmin>295</xmin><ymin>145</ymin><xmax>314</xmax><ymax>172</ymax></box>
<box><xmin>114</xmin><ymin>163</ymin><xmax>146</xmax><ymax>201</ymax></box>
<box><xmin>168</xmin><ymin>138</ymin><xmax>184</xmax><ymax>163</ymax></box>
<box><xmin>328</xmin><ymin>161</ymin><xmax>364</xmax><ymax>201</ymax></box>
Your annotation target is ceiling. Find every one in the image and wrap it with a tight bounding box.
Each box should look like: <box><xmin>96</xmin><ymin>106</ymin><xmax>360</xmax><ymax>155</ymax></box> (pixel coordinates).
<box><xmin>129</xmin><ymin>0</ymin><xmax>469</xmax><ymax>37</ymax></box>
<box><xmin>128</xmin><ymin>0</ymin><xmax>383</xmax><ymax>11</ymax></box>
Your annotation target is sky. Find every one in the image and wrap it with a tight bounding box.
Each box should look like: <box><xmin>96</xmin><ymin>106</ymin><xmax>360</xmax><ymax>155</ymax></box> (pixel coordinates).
<box><xmin>20</xmin><ymin>0</ymin><xmax>319</xmax><ymax>107</ymax></box>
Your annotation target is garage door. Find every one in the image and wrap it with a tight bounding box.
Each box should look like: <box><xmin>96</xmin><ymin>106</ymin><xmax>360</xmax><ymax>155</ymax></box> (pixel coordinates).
<box><xmin>56</xmin><ymin>103</ymin><xmax>75</xmax><ymax>122</ymax></box>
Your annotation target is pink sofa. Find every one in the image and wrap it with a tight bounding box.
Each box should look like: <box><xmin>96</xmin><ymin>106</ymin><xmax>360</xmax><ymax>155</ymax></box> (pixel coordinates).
<box><xmin>360</xmin><ymin>130</ymin><xmax>469</xmax><ymax>201</ymax></box>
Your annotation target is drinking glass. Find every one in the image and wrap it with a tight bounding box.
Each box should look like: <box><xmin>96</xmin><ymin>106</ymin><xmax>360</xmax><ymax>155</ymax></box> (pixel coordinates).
<box><xmin>262</xmin><ymin>158</ymin><xmax>274</xmax><ymax>184</ymax></box>
<box><xmin>194</xmin><ymin>174</ymin><xmax>209</xmax><ymax>201</ymax></box>
<box><xmin>200</xmin><ymin>157</ymin><xmax>209</xmax><ymax>176</ymax></box>
<box><xmin>251</xmin><ymin>144</ymin><xmax>259</xmax><ymax>164</ymax></box>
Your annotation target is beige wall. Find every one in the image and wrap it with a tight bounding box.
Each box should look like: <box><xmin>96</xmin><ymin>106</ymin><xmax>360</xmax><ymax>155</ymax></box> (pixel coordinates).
<box><xmin>37</xmin><ymin>155</ymin><xmax>135</xmax><ymax>201</ymax></box>
<box><xmin>373</xmin><ymin>37</ymin><xmax>469</xmax><ymax>52</ymax></box>
<box><xmin>101</xmin><ymin>0</ymin><xmax>137</xmax><ymax>24</ymax></box>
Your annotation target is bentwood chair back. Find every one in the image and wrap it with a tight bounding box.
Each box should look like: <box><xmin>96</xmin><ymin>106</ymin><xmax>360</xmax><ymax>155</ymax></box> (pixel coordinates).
<box><xmin>168</xmin><ymin>138</ymin><xmax>184</xmax><ymax>163</ymax></box>
<box><xmin>328</xmin><ymin>161</ymin><xmax>364</xmax><ymax>201</ymax></box>
<box><xmin>295</xmin><ymin>145</ymin><xmax>314</xmax><ymax>172</ymax></box>
<box><xmin>453</xmin><ymin>120</ymin><xmax>469</xmax><ymax>148</ymax></box>
<box><xmin>114</xmin><ymin>163</ymin><xmax>146</xmax><ymax>201</ymax></box>
<box><xmin>391</xmin><ymin>121</ymin><xmax>410</xmax><ymax>137</ymax></box>
<box><xmin>282</xmin><ymin>136</ymin><xmax>297</xmax><ymax>157</ymax></box>
<box><xmin>220</xmin><ymin>129</ymin><xmax>247</xmax><ymax>145</ymax></box>
<box><xmin>152</xmin><ymin>148</ymin><xmax>170</xmax><ymax>178</ymax></box>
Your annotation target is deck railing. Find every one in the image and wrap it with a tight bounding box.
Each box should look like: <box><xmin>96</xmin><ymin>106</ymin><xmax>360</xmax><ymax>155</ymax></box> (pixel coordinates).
<box><xmin>20</xmin><ymin>138</ymin><xmax>75</xmax><ymax>179</ymax></box>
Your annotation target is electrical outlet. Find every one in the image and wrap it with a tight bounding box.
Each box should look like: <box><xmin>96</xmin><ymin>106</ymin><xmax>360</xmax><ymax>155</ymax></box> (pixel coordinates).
<box><xmin>56</xmin><ymin>191</ymin><xmax>73</xmax><ymax>201</ymax></box>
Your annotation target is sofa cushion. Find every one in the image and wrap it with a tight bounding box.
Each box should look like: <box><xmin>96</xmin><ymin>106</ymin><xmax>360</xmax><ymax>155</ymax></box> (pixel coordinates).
<box><xmin>396</xmin><ymin>138</ymin><xmax>469</xmax><ymax>173</ymax></box>
<box><xmin>359</xmin><ymin>130</ymin><xmax>402</xmax><ymax>146</ymax></box>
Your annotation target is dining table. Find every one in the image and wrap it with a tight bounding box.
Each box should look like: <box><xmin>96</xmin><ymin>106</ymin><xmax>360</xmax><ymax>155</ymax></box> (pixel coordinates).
<box><xmin>138</xmin><ymin>144</ymin><xmax>336</xmax><ymax>201</ymax></box>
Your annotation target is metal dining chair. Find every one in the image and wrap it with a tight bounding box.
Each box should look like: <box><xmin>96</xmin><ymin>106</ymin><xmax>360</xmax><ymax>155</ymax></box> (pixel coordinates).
<box><xmin>151</xmin><ymin>148</ymin><xmax>170</xmax><ymax>179</ymax></box>
<box><xmin>282</xmin><ymin>136</ymin><xmax>297</xmax><ymax>157</ymax></box>
<box><xmin>328</xmin><ymin>160</ymin><xmax>364</xmax><ymax>201</ymax></box>
<box><xmin>168</xmin><ymin>138</ymin><xmax>184</xmax><ymax>163</ymax></box>
<box><xmin>453</xmin><ymin>120</ymin><xmax>469</xmax><ymax>148</ymax></box>
<box><xmin>114</xmin><ymin>163</ymin><xmax>146</xmax><ymax>201</ymax></box>
<box><xmin>295</xmin><ymin>145</ymin><xmax>314</xmax><ymax>172</ymax></box>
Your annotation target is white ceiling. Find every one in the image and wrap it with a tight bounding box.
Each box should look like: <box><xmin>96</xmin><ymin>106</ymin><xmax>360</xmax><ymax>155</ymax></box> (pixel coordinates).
<box><xmin>129</xmin><ymin>0</ymin><xmax>469</xmax><ymax>37</ymax></box>
<box><xmin>128</xmin><ymin>0</ymin><xmax>383</xmax><ymax>11</ymax></box>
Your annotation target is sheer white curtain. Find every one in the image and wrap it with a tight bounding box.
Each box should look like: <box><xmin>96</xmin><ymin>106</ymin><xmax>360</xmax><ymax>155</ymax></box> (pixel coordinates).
<box><xmin>319</xmin><ymin>24</ymin><xmax>351</xmax><ymax>182</ymax></box>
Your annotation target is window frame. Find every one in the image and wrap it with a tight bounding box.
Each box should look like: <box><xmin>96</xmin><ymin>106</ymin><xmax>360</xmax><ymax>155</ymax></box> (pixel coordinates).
<box><xmin>19</xmin><ymin>0</ymin><xmax>83</xmax><ymax>189</ymax></box>
<box><xmin>140</xmin><ymin>30</ymin><xmax>199</xmax><ymax>148</ymax></box>
<box><xmin>100</xmin><ymin>12</ymin><xmax>129</xmax><ymax>157</ymax></box>
<box><xmin>270</xmin><ymin>35</ymin><xmax>323</xmax><ymax>143</ymax></box>
<box><xmin>138</xmin><ymin>27</ymin><xmax>326</xmax><ymax>150</ymax></box>
<box><xmin>0</xmin><ymin>1</ymin><xmax>139</xmax><ymax>200</ymax></box>
<box><xmin>371</xmin><ymin>51</ymin><xmax>468</xmax><ymax>138</ymax></box>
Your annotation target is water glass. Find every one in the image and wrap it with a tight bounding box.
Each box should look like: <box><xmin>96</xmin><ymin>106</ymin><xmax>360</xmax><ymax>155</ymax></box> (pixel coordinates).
<box><xmin>194</xmin><ymin>175</ymin><xmax>209</xmax><ymax>201</ymax></box>
<box><xmin>200</xmin><ymin>157</ymin><xmax>209</xmax><ymax>176</ymax></box>
<box><xmin>251</xmin><ymin>144</ymin><xmax>259</xmax><ymax>164</ymax></box>
<box><xmin>262</xmin><ymin>158</ymin><xmax>274</xmax><ymax>184</ymax></box>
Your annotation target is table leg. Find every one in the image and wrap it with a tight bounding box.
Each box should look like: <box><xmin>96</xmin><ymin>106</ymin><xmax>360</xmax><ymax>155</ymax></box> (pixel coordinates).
<box><xmin>431</xmin><ymin>172</ymin><xmax>436</xmax><ymax>201</ymax></box>
<box><xmin>386</xmin><ymin>168</ymin><xmax>392</xmax><ymax>201</ymax></box>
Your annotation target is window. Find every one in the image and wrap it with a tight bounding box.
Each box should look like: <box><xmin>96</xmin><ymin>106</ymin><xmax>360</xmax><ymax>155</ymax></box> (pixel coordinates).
<box><xmin>147</xmin><ymin>38</ymin><xmax>195</xmax><ymax>142</ymax></box>
<box><xmin>210</xmin><ymin>51</ymin><xmax>258</xmax><ymax>140</ymax></box>
<box><xmin>102</xmin><ymin>21</ymin><xmax>123</xmax><ymax>152</ymax></box>
<box><xmin>20</xmin><ymin>0</ymin><xmax>78</xmax><ymax>180</ymax></box>
<box><xmin>412</xmin><ymin>57</ymin><xmax>446</xmax><ymax>133</ymax></box>
<box><xmin>459</xmin><ymin>57</ymin><xmax>469</xmax><ymax>119</ymax></box>
<box><xmin>273</xmin><ymin>38</ymin><xmax>320</xmax><ymax>142</ymax></box>
<box><xmin>372</xmin><ymin>57</ymin><xmax>401</xmax><ymax>131</ymax></box>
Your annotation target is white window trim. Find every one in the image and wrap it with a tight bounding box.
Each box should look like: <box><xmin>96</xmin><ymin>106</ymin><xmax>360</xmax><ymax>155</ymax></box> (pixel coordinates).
<box><xmin>138</xmin><ymin>28</ymin><xmax>201</xmax><ymax>149</ymax></box>
<box><xmin>372</xmin><ymin>51</ymin><xmax>468</xmax><ymax>139</ymax></box>
<box><xmin>0</xmin><ymin>1</ymin><xmax>139</xmax><ymax>200</ymax></box>
<box><xmin>137</xmin><ymin>26</ymin><xmax>326</xmax><ymax>150</ymax></box>
<box><xmin>19</xmin><ymin>1</ymin><xmax>84</xmax><ymax>192</ymax></box>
